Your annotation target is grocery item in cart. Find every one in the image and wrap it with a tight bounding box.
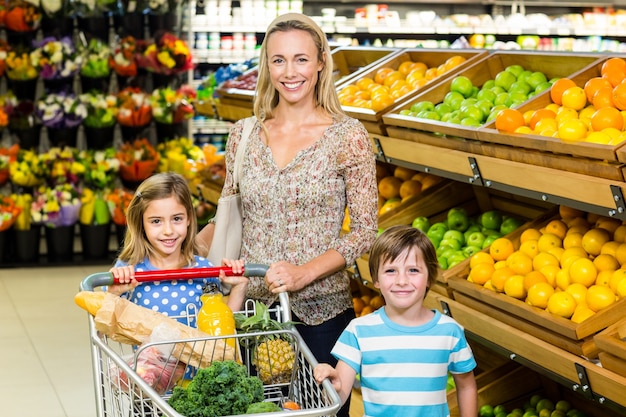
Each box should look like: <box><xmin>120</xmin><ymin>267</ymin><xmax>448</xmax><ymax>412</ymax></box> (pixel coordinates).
<box><xmin>74</xmin><ymin>291</ymin><xmax>236</xmax><ymax>368</ymax></box>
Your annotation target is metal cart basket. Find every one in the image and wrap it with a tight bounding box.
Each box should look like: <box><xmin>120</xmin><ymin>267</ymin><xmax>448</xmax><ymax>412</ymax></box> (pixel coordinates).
<box><xmin>79</xmin><ymin>264</ymin><xmax>341</xmax><ymax>417</ymax></box>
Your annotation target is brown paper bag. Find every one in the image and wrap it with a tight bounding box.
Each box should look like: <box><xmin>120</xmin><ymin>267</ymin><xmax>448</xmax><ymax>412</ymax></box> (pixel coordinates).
<box><xmin>94</xmin><ymin>292</ymin><xmax>235</xmax><ymax>368</ymax></box>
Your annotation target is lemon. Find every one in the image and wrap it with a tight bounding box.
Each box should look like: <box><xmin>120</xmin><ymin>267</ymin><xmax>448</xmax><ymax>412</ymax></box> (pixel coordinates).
<box><xmin>526</xmin><ymin>282</ymin><xmax>555</xmax><ymax>309</ymax></box>
<box><xmin>547</xmin><ymin>291</ymin><xmax>576</xmax><ymax>318</ymax></box>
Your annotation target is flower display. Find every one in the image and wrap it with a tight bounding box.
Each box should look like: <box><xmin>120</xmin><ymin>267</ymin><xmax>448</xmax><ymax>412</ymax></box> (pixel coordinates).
<box><xmin>9</xmin><ymin>148</ymin><xmax>48</xmax><ymax>188</ymax></box>
<box><xmin>116</xmin><ymin>87</ymin><xmax>152</xmax><ymax>127</ymax></box>
<box><xmin>31</xmin><ymin>36</ymin><xmax>83</xmax><ymax>80</ymax></box>
<box><xmin>0</xmin><ymin>195</ymin><xmax>22</xmax><ymax>232</ymax></box>
<box><xmin>150</xmin><ymin>85</ymin><xmax>196</xmax><ymax>124</ymax></box>
<box><xmin>79</xmin><ymin>91</ymin><xmax>118</xmax><ymax>128</ymax></box>
<box><xmin>105</xmin><ymin>187</ymin><xmax>133</xmax><ymax>225</ymax></box>
<box><xmin>157</xmin><ymin>137</ymin><xmax>205</xmax><ymax>180</ymax></box>
<box><xmin>6</xmin><ymin>49</ymin><xmax>38</xmax><ymax>80</ymax></box>
<box><xmin>36</xmin><ymin>92</ymin><xmax>87</xmax><ymax>129</ymax></box>
<box><xmin>109</xmin><ymin>36</ymin><xmax>138</xmax><ymax>77</ymax></box>
<box><xmin>0</xmin><ymin>40</ymin><xmax>9</xmax><ymax>78</ymax></box>
<box><xmin>31</xmin><ymin>183</ymin><xmax>82</xmax><ymax>227</ymax></box>
<box><xmin>136</xmin><ymin>31</ymin><xmax>193</xmax><ymax>75</ymax></box>
<box><xmin>4</xmin><ymin>0</ymin><xmax>42</xmax><ymax>32</ymax></box>
<box><xmin>11</xmin><ymin>192</ymin><xmax>33</xmax><ymax>230</ymax></box>
<box><xmin>116</xmin><ymin>138</ymin><xmax>159</xmax><ymax>183</ymax></box>
<box><xmin>79</xmin><ymin>187</ymin><xmax>111</xmax><ymax>225</ymax></box>
<box><xmin>40</xmin><ymin>147</ymin><xmax>85</xmax><ymax>186</ymax></box>
<box><xmin>79</xmin><ymin>38</ymin><xmax>112</xmax><ymax>79</ymax></box>
<box><xmin>78</xmin><ymin>148</ymin><xmax>120</xmax><ymax>190</ymax></box>
<box><xmin>6</xmin><ymin>98</ymin><xmax>37</xmax><ymax>129</ymax></box>
<box><xmin>0</xmin><ymin>144</ymin><xmax>19</xmax><ymax>185</ymax></box>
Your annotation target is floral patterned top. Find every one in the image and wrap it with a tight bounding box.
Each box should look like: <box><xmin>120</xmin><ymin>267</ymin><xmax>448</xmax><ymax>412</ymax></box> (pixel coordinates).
<box><xmin>221</xmin><ymin>115</ymin><xmax>378</xmax><ymax>325</ymax></box>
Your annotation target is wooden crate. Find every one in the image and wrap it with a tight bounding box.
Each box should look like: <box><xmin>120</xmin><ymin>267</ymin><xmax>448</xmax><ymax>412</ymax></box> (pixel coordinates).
<box><xmin>215</xmin><ymin>67</ymin><xmax>257</xmax><ymax>109</ymax></box>
<box><xmin>479</xmin><ymin>56</ymin><xmax>626</xmax><ymax>163</ymax></box>
<box><xmin>194</xmin><ymin>100</ymin><xmax>216</xmax><ymax>117</ymax></box>
<box><xmin>340</xmin><ymin>49</ymin><xmax>487</xmax><ymax>135</ymax></box>
<box><xmin>594</xmin><ymin>318</ymin><xmax>626</xmax><ymax>377</ymax></box>
<box><xmin>330</xmin><ymin>46</ymin><xmax>402</xmax><ymax>86</ymax></box>
<box><xmin>214</xmin><ymin>102</ymin><xmax>253</xmax><ymax>122</ymax></box>
<box><xmin>382</xmin><ymin>51</ymin><xmax>602</xmax><ymax>140</ymax></box>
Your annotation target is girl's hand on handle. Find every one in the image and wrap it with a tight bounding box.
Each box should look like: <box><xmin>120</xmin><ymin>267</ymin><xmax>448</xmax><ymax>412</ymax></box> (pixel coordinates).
<box><xmin>219</xmin><ymin>259</ymin><xmax>247</xmax><ymax>288</ymax></box>
<box><xmin>108</xmin><ymin>265</ymin><xmax>139</xmax><ymax>295</ymax></box>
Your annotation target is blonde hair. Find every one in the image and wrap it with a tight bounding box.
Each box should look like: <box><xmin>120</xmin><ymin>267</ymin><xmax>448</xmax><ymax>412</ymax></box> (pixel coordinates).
<box><xmin>118</xmin><ymin>172</ymin><xmax>200</xmax><ymax>267</ymax></box>
<box><xmin>254</xmin><ymin>13</ymin><xmax>344</xmax><ymax>132</ymax></box>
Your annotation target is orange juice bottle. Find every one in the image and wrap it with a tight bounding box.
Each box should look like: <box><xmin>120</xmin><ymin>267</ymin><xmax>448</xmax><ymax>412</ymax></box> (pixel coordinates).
<box><xmin>197</xmin><ymin>283</ymin><xmax>237</xmax><ymax>349</ymax></box>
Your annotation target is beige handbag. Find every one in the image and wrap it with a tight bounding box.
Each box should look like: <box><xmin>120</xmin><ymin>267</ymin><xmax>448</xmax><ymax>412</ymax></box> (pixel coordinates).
<box><xmin>207</xmin><ymin>117</ymin><xmax>255</xmax><ymax>266</ymax></box>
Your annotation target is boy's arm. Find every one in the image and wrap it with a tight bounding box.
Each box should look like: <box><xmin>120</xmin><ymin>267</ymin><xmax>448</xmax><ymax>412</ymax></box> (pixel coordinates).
<box><xmin>314</xmin><ymin>361</ymin><xmax>357</xmax><ymax>406</ymax></box>
<box><xmin>454</xmin><ymin>371</ymin><xmax>478</xmax><ymax>417</ymax></box>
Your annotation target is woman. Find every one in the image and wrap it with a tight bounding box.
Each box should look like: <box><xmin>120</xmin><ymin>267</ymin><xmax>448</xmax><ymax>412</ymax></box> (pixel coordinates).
<box><xmin>198</xmin><ymin>13</ymin><xmax>378</xmax><ymax>416</ymax></box>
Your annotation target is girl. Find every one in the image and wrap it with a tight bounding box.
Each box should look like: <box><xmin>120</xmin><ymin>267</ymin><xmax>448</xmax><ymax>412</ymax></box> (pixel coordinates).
<box><xmin>108</xmin><ymin>172</ymin><xmax>247</xmax><ymax>324</ymax></box>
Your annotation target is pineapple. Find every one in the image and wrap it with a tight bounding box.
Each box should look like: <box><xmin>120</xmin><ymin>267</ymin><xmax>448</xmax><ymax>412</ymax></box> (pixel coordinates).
<box><xmin>235</xmin><ymin>301</ymin><xmax>296</xmax><ymax>384</ymax></box>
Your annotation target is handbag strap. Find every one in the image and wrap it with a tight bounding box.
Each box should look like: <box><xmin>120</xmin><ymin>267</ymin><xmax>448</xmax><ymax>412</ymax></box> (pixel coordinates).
<box><xmin>232</xmin><ymin>117</ymin><xmax>255</xmax><ymax>190</ymax></box>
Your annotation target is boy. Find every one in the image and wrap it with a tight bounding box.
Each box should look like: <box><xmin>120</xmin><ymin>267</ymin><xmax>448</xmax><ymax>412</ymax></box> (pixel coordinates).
<box><xmin>314</xmin><ymin>225</ymin><xmax>477</xmax><ymax>417</ymax></box>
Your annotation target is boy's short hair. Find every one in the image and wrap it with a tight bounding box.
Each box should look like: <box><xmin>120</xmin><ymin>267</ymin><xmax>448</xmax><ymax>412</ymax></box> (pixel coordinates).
<box><xmin>368</xmin><ymin>225</ymin><xmax>439</xmax><ymax>291</ymax></box>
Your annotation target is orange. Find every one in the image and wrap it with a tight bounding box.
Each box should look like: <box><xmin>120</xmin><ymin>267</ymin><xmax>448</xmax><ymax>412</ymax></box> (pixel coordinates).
<box><xmin>563</xmin><ymin>232</ymin><xmax>583</xmax><ymax>250</ymax></box>
<box><xmin>592</xmin><ymin>86</ymin><xmax>615</xmax><ymax>109</ymax></box>
<box><xmin>504</xmin><ymin>274</ymin><xmax>527</xmax><ymax>300</ymax></box>
<box><xmin>547</xmin><ymin>291</ymin><xmax>577</xmax><ymax>318</ymax></box>
<box><xmin>566</xmin><ymin>282</ymin><xmax>588</xmax><ymax>306</ymax></box>
<box><xmin>537</xmin><ymin>233</ymin><xmax>563</xmax><ymax>253</ymax></box>
<box><xmin>568</xmin><ymin>257</ymin><xmax>597</xmax><ymax>287</ymax></box>
<box><xmin>354</xmin><ymin>89</ymin><xmax>371</xmax><ymax>100</ymax></box>
<box><xmin>540</xmin><ymin>264</ymin><xmax>560</xmax><ymax>287</ymax></box>
<box><xmin>507</xmin><ymin>252</ymin><xmax>533</xmax><ymax>275</ymax></box>
<box><xmin>369</xmin><ymin>295</ymin><xmax>385</xmax><ymax>310</ymax></box>
<box><xmin>374</xmin><ymin>67</ymin><xmax>394</xmax><ymax>85</ymax></box>
<box><xmin>596</xmin><ymin>216</ymin><xmax>622</xmax><ymax>234</ymax></box>
<box><xmin>586</xmin><ymin>285</ymin><xmax>617</xmax><ymax>312</ymax></box>
<box><xmin>557</xmin><ymin>118</ymin><xmax>588</xmax><ymax>142</ymax></box>
<box><xmin>360</xmin><ymin>305</ymin><xmax>374</xmax><ymax>316</ymax></box>
<box><xmin>617</xmin><ymin>278</ymin><xmax>626</xmax><ymax>298</ymax></box>
<box><xmin>490</xmin><ymin>266</ymin><xmax>515</xmax><ymax>292</ymax></box>
<box><xmin>556</xmin><ymin>268</ymin><xmax>571</xmax><ymax>291</ymax></box>
<box><xmin>495</xmin><ymin>109</ymin><xmax>526</xmax><ymax>133</ymax></box>
<box><xmin>405</xmin><ymin>70</ymin><xmax>425</xmax><ymax>85</ymax></box>
<box><xmin>468</xmin><ymin>262</ymin><xmax>496</xmax><ymax>285</ymax></box>
<box><xmin>559</xmin><ymin>205</ymin><xmax>586</xmax><ymax>219</ymax></box>
<box><xmin>581</xmin><ymin>228</ymin><xmax>611</xmax><ymax>256</ymax></box>
<box><xmin>356</xmin><ymin>77</ymin><xmax>375</xmax><ymax>91</ymax></box>
<box><xmin>378</xmin><ymin>199</ymin><xmax>401</xmax><ymax>216</ymax></box>
<box><xmin>394</xmin><ymin>166</ymin><xmax>418</xmax><ymax>181</ymax></box>
<box><xmin>519</xmin><ymin>239</ymin><xmax>539</xmax><ymax>259</ymax></box>
<box><xmin>444</xmin><ymin>56</ymin><xmax>466</xmax><ymax>70</ymax></box>
<box><xmin>528</xmin><ymin>109</ymin><xmax>556</xmax><ymax>131</ymax></box>
<box><xmin>490</xmin><ymin>238</ymin><xmax>515</xmax><ymax>261</ymax></box>
<box><xmin>561</xmin><ymin>86</ymin><xmax>587</xmax><ymax>110</ymax></box>
<box><xmin>526</xmin><ymin>282</ymin><xmax>555</xmax><ymax>309</ymax></box>
<box><xmin>612</xmin><ymin>225</ymin><xmax>626</xmax><ymax>243</ymax></box>
<box><xmin>383</xmin><ymin>70</ymin><xmax>404</xmax><ymax>88</ymax></box>
<box><xmin>603</xmin><ymin>68</ymin><xmax>626</xmax><ymax>87</ymax></box>
<box><xmin>371</xmin><ymin>94</ymin><xmax>395</xmax><ymax>112</ymax></box>
<box><xmin>339</xmin><ymin>84</ymin><xmax>360</xmax><ymax>97</ymax></box>
<box><xmin>544</xmin><ymin>219</ymin><xmax>568</xmax><ymax>240</ymax></box>
<box><xmin>612</xmin><ymin>80</ymin><xmax>626</xmax><ymax>110</ymax></box>
<box><xmin>424</xmin><ymin>67</ymin><xmax>438</xmax><ymax>80</ymax></box>
<box><xmin>550</xmin><ymin>78</ymin><xmax>577</xmax><ymax>105</ymax></box>
<box><xmin>591</xmin><ymin>106</ymin><xmax>624</xmax><ymax>131</ymax></box>
<box><xmin>584</xmin><ymin>77</ymin><xmax>613</xmax><ymax>102</ymax></box>
<box><xmin>596</xmin><ymin>269</ymin><xmax>614</xmax><ymax>287</ymax></box>
<box><xmin>399</xmin><ymin>180</ymin><xmax>422</xmax><ymax>199</ymax></box>
<box><xmin>601</xmin><ymin>57</ymin><xmax>626</xmax><ymax>76</ymax></box>
<box><xmin>378</xmin><ymin>176</ymin><xmax>403</xmax><ymax>199</ymax></box>
<box><xmin>609</xmin><ymin>268</ymin><xmax>626</xmax><ymax>292</ymax></box>
<box><xmin>571</xmin><ymin>304</ymin><xmax>596</xmax><ymax>323</ymax></box>
<box><xmin>409</xmin><ymin>62</ymin><xmax>428</xmax><ymax>75</ymax></box>
<box><xmin>560</xmin><ymin>247</ymin><xmax>589</xmax><ymax>268</ymax></box>
<box><xmin>523</xmin><ymin>270</ymin><xmax>548</xmax><ymax>292</ymax></box>
<box><xmin>469</xmin><ymin>252</ymin><xmax>495</xmax><ymax>269</ymax></box>
<box><xmin>615</xmin><ymin>243</ymin><xmax>626</xmax><ymax>266</ymax></box>
<box><xmin>520</xmin><ymin>228</ymin><xmax>542</xmax><ymax>244</ymax></box>
<box><xmin>601</xmin><ymin>240</ymin><xmax>621</xmax><ymax>257</ymax></box>
<box><xmin>398</xmin><ymin>61</ymin><xmax>416</xmax><ymax>76</ymax></box>
<box><xmin>532</xmin><ymin>251</ymin><xmax>560</xmax><ymax>271</ymax></box>
<box><xmin>352</xmin><ymin>297</ymin><xmax>365</xmax><ymax>315</ymax></box>
<box><xmin>593</xmin><ymin>253</ymin><xmax>619</xmax><ymax>272</ymax></box>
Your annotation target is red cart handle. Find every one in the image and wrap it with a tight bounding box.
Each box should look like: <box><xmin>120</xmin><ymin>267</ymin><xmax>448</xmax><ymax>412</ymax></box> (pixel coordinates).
<box><xmin>79</xmin><ymin>263</ymin><xmax>269</xmax><ymax>291</ymax></box>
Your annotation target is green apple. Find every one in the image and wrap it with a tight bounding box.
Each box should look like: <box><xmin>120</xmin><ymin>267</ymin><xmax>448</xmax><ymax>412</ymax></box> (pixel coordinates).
<box><xmin>434</xmin><ymin>102</ymin><xmax>452</xmax><ymax>117</ymax></box>
<box><xmin>480</xmin><ymin>210</ymin><xmax>503</xmax><ymax>231</ymax></box>
<box><xmin>443</xmin><ymin>229</ymin><xmax>464</xmax><ymax>244</ymax></box>
<box><xmin>517</xmin><ymin>70</ymin><xmax>533</xmax><ymax>85</ymax></box>
<box><xmin>482</xmin><ymin>79</ymin><xmax>496</xmax><ymax>90</ymax></box>
<box><xmin>447</xmin><ymin>251</ymin><xmax>468</xmax><ymax>268</ymax></box>
<box><xmin>494</xmin><ymin>92</ymin><xmax>509</xmax><ymax>107</ymax></box>
<box><xmin>482</xmin><ymin>235</ymin><xmax>498</xmax><ymax>249</ymax></box>
<box><xmin>479</xmin><ymin>405</ymin><xmax>496</xmax><ymax>417</ymax></box>
<box><xmin>494</xmin><ymin>405</ymin><xmax>507</xmax><ymax>416</ymax></box>
<box><xmin>466</xmin><ymin>231</ymin><xmax>486</xmax><ymax>248</ymax></box>
<box><xmin>438</xmin><ymin>238</ymin><xmax>462</xmax><ymax>251</ymax></box>
<box><xmin>534</xmin><ymin>81</ymin><xmax>552</xmax><ymax>94</ymax></box>
<box><xmin>476</xmin><ymin>88</ymin><xmax>497</xmax><ymax>104</ymax></box>
<box><xmin>410</xmin><ymin>101</ymin><xmax>435</xmax><ymax>114</ymax></box>
<box><xmin>463</xmin><ymin>245</ymin><xmax>482</xmax><ymax>257</ymax></box>
<box><xmin>460</xmin><ymin>117</ymin><xmax>481</xmax><ymax>127</ymax></box>
<box><xmin>377</xmin><ymin>227</ymin><xmax>385</xmax><ymax>237</ymax></box>
<box><xmin>463</xmin><ymin>224</ymin><xmax>482</xmax><ymax>241</ymax></box>
<box><xmin>411</xmin><ymin>216</ymin><xmax>430</xmax><ymax>232</ymax></box>
<box><xmin>437</xmin><ymin>247</ymin><xmax>457</xmax><ymax>260</ymax></box>
<box><xmin>430</xmin><ymin>222</ymin><xmax>448</xmax><ymax>232</ymax></box>
<box><xmin>505</xmin><ymin>64</ymin><xmax>525</xmax><ymax>78</ymax></box>
<box><xmin>526</xmin><ymin>71</ymin><xmax>548</xmax><ymax>90</ymax></box>
<box><xmin>461</xmin><ymin>104</ymin><xmax>484</xmax><ymax>123</ymax></box>
<box><xmin>447</xmin><ymin>207</ymin><xmax>470</xmax><ymax>232</ymax></box>
<box><xmin>509</xmin><ymin>80</ymin><xmax>532</xmax><ymax>95</ymax></box>
<box><xmin>399</xmin><ymin>109</ymin><xmax>413</xmax><ymax>116</ymax></box>
<box><xmin>500</xmin><ymin>216</ymin><xmax>525</xmax><ymax>235</ymax></box>
<box><xmin>450</xmin><ymin>75</ymin><xmax>474</xmax><ymax>98</ymax></box>
<box><xmin>438</xmin><ymin>257</ymin><xmax>448</xmax><ymax>270</ymax></box>
<box><xmin>443</xmin><ymin>91</ymin><xmax>466</xmax><ymax>110</ymax></box>
<box><xmin>494</xmin><ymin>70</ymin><xmax>516</xmax><ymax>91</ymax></box>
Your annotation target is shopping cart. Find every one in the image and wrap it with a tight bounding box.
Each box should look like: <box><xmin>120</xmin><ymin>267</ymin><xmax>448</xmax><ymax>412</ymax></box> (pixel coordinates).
<box><xmin>79</xmin><ymin>264</ymin><xmax>341</xmax><ymax>417</ymax></box>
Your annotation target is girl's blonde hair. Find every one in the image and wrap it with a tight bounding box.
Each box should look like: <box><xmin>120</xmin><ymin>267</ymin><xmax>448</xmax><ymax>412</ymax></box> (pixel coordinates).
<box><xmin>254</xmin><ymin>13</ymin><xmax>344</xmax><ymax>126</ymax></box>
<box><xmin>118</xmin><ymin>172</ymin><xmax>201</xmax><ymax>267</ymax></box>
<box><xmin>369</xmin><ymin>225</ymin><xmax>439</xmax><ymax>296</ymax></box>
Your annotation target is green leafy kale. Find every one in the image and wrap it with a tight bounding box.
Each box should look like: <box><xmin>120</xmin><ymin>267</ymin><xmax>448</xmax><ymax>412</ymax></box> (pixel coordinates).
<box><xmin>246</xmin><ymin>401</ymin><xmax>282</xmax><ymax>414</ymax></box>
<box><xmin>168</xmin><ymin>360</ymin><xmax>264</xmax><ymax>416</ymax></box>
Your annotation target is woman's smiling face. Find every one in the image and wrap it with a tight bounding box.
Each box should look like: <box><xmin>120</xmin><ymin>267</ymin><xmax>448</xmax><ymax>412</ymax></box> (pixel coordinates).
<box><xmin>266</xmin><ymin>29</ymin><xmax>324</xmax><ymax>106</ymax></box>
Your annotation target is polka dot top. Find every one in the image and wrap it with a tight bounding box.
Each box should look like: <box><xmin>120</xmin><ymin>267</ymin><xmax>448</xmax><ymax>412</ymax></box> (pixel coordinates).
<box><xmin>116</xmin><ymin>256</ymin><xmax>219</xmax><ymax>328</ymax></box>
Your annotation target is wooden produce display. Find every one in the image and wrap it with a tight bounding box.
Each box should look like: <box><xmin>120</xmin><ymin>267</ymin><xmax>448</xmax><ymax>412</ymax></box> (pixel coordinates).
<box><xmin>339</xmin><ymin>48</ymin><xmax>488</xmax><ymax>135</ymax></box>
<box><xmin>330</xmin><ymin>46</ymin><xmax>402</xmax><ymax>86</ymax></box>
<box><xmin>594</xmin><ymin>318</ymin><xmax>626</xmax><ymax>378</ymax></box>
<box><xmin>381</xmin><ymin>51</ymin><xmax>601</xmax><ymax>140</ymax></box>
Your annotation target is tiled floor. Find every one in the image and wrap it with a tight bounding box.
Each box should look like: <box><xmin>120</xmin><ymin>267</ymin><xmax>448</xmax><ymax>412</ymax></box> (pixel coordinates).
<box><xmin>0</xmin><ymin>264</ymin><xmax>109</xmax><ymax>417</ymax></box>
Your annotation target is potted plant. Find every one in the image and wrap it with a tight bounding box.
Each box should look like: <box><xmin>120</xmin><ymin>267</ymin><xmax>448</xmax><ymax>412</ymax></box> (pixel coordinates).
<box><xmin>9</xmin><ymin>191</ymin><xmax>38</xmax><ymax>262</ymax></box>
<box><xmin>40</xmin><ymin>147</ymin><xmax>85</xmax><ymax>186</ymax></box>
<box><xmin>79</xmin><ymin>91</ymin><xmax>118</xmax><ymax>149</ymax></box>
<box><xmin>0</xmin><ymin>194</ymin><xmax>22</xmax><ymax>262</ymax></box>
<box><xmin>109</xmin><ymin>36</ymin><xmax>141</xmax><ymax>89</ymax></box>
<box><xmin>115</xmin><ymin>87</ymin><xmax>152</xmax><ymax>141</ymax></box>
<box><xmin>35</xmin><ymin>92</ymin><xmax>87</xmax><ymax>147</ymax></box>
<box><xmin>31</xmin><ymin>36</ymin><xmax>84</xmax><ymax>94</ymax></box>
<box><xmin>4</xmin><ymin>0</ymin><xmax>42</xmax><ymax>46</ymax></box>
<box><xmin>8</xmin><ymin>148</ymin><xmax>48</xmax><ymax>191</ymax></box>
<box><xmin>5</xmin><ymin>48</ymin><xmax>39</xmax><ymax>101</ymax></box>
<box><xmin>116</xmin><ymin>138</ymin><xmax>159</xmax><ymax>189</ymax></box>
<box><xmin>78</xmin><ymin>186</ymin><xmax>113</xmax><ymax>259</ymax></box>
<box><xmin>135</xmin><ymin>31</ymin><xmax>193</xmax><ymax>88</ymax></box>
<box><xmin>149</xmin><ymin>85</ymin><xmax>196</xmax><ymax>142</ymax></box>
<box><xmin>104</xmin><ymin>187</ymin><xmax>133</xmax><ymax>247</ymax></box>
<box><xmin>79</xmin><ymin>38</ymin><xmax>112</xmax><ymax>93</ymax></box>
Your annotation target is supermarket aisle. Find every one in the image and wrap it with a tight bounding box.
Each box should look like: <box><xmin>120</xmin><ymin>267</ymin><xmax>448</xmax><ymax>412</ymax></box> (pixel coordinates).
<box><xmin>0</xmin><ymin>265</ymin><xmax>109</xmax><ymax>417</ymax></box>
